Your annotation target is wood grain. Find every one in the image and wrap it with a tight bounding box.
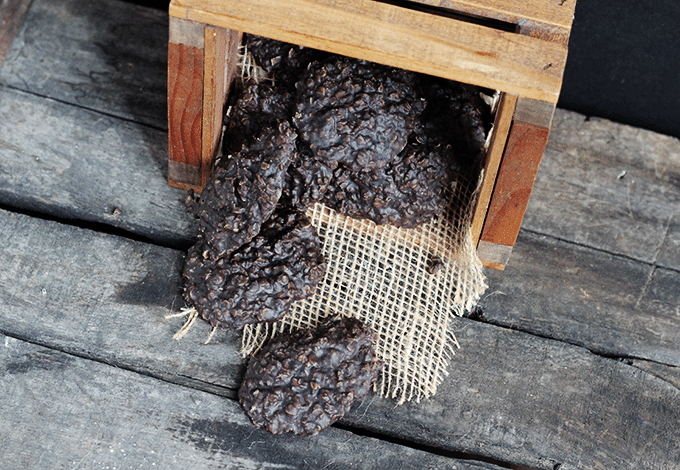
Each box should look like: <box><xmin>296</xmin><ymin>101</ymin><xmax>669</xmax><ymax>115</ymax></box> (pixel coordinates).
<box><xmin>523</xmin><ymin>110</ymin><xmax>680</xmax><ymax>271</ymax></box>
<box><xmin>170</xmin><ymin>0</ymin><xmax>568</xmax><ymax>103</ymax></box>
<box><xmin>481</xmin><ymin>230</ymin><xmax>680</xmax><ymax>367</ymax></box>
<box><xmin>200</xmin><ymin>26</ymin><xmax>242</xmax><ymax>187</ymax></box>
<box><xmin>471</xmin><ymin>92</ymin><xmax>517</xmax><ymax>244</ymax></box>
<box><xmin>631</xmin><ymin>359</ymin><xmax>680</xmax><ymax>390</ymax></box>
<box><xmin>480</xmin><ymin>121</ymin><xmax>550</xmax><ymax>247</ymax></box>
<box><xmin>0</xmin><ymin>335</ymin><xmax>504</xmax><ymax>470</ymax></box>
<box><xmin>0</xmin><ymin>208</ymin><xmax>240</xmax><ymax>391</ymax></box>
<box><xmin>0</xmin><ymin>0</ymin><xmax>169</xmax><ymax>129</ymax></box>
<box><xmin>1</xmin><ymin>208</ymin><xmax>679</xmax><ymax>469</ymax></box>
<box><xmin>0</xmin><ymin>87</ymin><xmax>198</xmax><ymax>248</ymax></box>
<box><xmin>347</xmin><ymin>318</ymin><xmax>680</xmax><ymax>470</ymax></box>
<box><xmin>406</xmin><ymin>0</ymin><xmax>577</xmax><ymax>29</ymax></box>
<box><xmin>168</xmin><ymin>40</ymin><xmax>204</xmax><ymax>189</ymax></box>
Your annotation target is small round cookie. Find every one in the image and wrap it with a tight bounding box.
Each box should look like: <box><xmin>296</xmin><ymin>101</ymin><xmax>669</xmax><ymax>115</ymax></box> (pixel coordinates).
<box><xmin>183</xmin><ymin>209</ymin><xmax>326</xmax><ymax>329</ymax></box>
<box><xmin>239</xmin><ymin>317</ymin><xmax>383</xmax><ymax>436</ymax></box>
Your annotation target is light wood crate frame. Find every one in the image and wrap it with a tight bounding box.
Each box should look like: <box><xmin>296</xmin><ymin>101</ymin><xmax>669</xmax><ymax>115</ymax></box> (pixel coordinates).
<box><xmin>166</xmin><ymin>0</ymin><xmax>576</xmax><ymax>269</ymax></box>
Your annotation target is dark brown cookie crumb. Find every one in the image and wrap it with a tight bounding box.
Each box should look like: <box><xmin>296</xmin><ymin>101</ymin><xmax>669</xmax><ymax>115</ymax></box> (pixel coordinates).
<box><xmin>183</xmin><ymin>208</ymin><xmax>326</xmax><ymax>329</ymax></box>
<box><xmin>319</xmin><ymin>75</ymin><xmax>491</xmax><ymax>228</ymax></box>
<box><xmin>244</xmin><ymin>34</ymin><xmax>328</xmax><ymax>90</ymax></box>
<box><xmin>415</xmin><ymin>75</ymin><xmax>491</xmax><ymax>162</ymax></box>
<box><xmin>239</xmin><ymin>316</ymin><xmax>383</xmax><ymax>436</ymax></box>
<box><xmin>186</xmin><ymin>121</ymin><xmax>297</xmax><ymax>257</ymax></box>
<box><xmin>293</xmin><ymin>57</ymin><xmax>425</xmax><ymax>172</ymax></box>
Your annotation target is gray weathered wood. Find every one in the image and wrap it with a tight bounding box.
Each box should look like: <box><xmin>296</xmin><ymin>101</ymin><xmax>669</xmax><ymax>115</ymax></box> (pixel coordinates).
<box><xmin>524</xmin><ymin>110</ymin><xmax>680</xmax><ymax>271</ymax></box>
<box><xmin>0</xmin><ymin>0</ymin><xmax>169</xmax><ymax>129</ymax></box>
<box><xmin>0</xmin><ymin>87</ymin><xmax>198</xmax><ymax>248</ymax></box>
<box><xmin>0</xmin><ymin>0</ymin><xmax>33</xmax><ymax>66</ymax></box>
<box><xmin>631</xmin><ymin>359</ymin><xmax>680</xmax><ymax>390</ymax></box>
<box><xmin>481</xmin><ymin>230</ymin><xmax>680</xmax><ymax>367</ymax></box>
<box><xmin>0</xmin><ymin>334</ymin><xmax>504</xmax><ymax>470</ymax></box>
<box><xmin>0</xmin><ymin>208</ymin><xmax>238</xmax><ymax>394</ymax></box>
<box><xmin>2</xmin><ymin>208</ymin><xmax>679</xmax><ymax>470</ymax></box>
<box><xmin>347</xmin><ymin>319</ymin><xmax>680</xmax><ymax>470</ymax></box>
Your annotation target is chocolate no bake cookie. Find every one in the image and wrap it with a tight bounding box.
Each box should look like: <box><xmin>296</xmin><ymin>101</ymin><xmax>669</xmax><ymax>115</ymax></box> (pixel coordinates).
<box><xmin>319</xmin><ymin>75</ymin><xmax>491</xmax><ymax>228</ymax></box>
<box><xmin>244</xmin><ymin>34</ymin><xmax>328</xmax><ymax>90</ymax></box>
<box><xmin>186</xmin><ymin>121</ymin><xmax>297</xmax><ymax>257</ymax></box>
<box><xmin>183</xmin><ymin>208</ymin><xmax>326</xmax><ymax>329</ymax></box>
<box><xmin>239</xmin><ymin>316</ymin><xmax>383</xmax><ymax>436</ymax></box>
<box><xmin>293</xmin><ymin>57</ymin><xmax>425</xmax><ymax>172</ymax></box>
<box><xmin>415</xmin><ymin>75</ymin><xmax>491</xmax><ymax>160</ymax></box>
<box><xmin>321</xmin><ymin>128</ymin><xmax>458</xmax><ymax>228</ymax></box>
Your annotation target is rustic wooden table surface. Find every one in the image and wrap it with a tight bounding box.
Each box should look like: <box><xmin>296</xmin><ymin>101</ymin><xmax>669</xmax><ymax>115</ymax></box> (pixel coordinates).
<box><xmin>1</xmin><ymin>0</ymin><xmax>679</xmax><ymax>469</ymax></box>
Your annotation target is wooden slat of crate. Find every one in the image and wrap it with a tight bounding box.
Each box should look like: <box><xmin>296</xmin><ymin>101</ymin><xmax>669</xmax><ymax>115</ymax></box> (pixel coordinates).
<box><xmin>168</xmin><ymin>18</ymin><xmax>242</xmax><ymax>190</ymax></box>
<box><xmin>476</xmin><ymin>96</ymin><xmax>556</xmax><ymax>269</ymax></box>
<box><xmin>170</xmin><ymin>0</ymin><xmax>567</xmax><ymax>103</ymax></box>
<box><xmin>406</xmin><ymin>0</ymin><xmax>577</xmax><ymax>28</ymax></box>
<box><xmin>470</xmin><ymin>93</ymin><xmax>518</xmax><ymax>244</ymax></box>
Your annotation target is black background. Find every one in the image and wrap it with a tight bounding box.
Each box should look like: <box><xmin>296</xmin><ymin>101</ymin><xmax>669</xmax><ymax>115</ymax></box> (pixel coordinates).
<box><xmin>135</xmin><ymin>0</ymin><xmax>680</xmax><ymax>139</ymax></box>
<box><xmin>560</xmin><ymin>0</ymin><xmax>680</xmax><ymax>138</ymax></box>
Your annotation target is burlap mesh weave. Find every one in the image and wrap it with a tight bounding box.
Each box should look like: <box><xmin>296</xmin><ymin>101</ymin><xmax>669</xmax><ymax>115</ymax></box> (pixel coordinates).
<box><xmin>241</xmin><ymin>174</ymin><xmax>487</xmax><ymax>404</ymax></box>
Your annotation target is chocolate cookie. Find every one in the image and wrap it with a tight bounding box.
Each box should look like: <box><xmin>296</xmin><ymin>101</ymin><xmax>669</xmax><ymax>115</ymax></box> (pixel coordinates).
<box><xmin>321</xmin><ymin>126</ymin><xmax>458</xmax><ymax>228</ymax></box>
<box><xmin>223</xmin><ymin>83</ymin><xmax>294</xmax><ymax>155</ymax></box>
<box><xmin>186</xmin><ymin>121</ymin><xmax>297</xmax><ymax>257</ymax></box>
<box><xmin>244</xmin><ymin>34</ymin><xmax>328</xmax><ymax>90</ymax></box>
<box><xmin>183</xmin><ymin>209</ymin><xmax>326</xmax><ymax>329</ymax></box>
<box><xmin>293</xmin><ymin>57</ymin><xmax>425</xmax><ymax>172</ymax></box>
<box><xmin>239</xmin><ymin>316</ymin><xmax>383</xmax><ymax>436</ymax></box>
<box><xmin>415</xmin><ymin>75</ymin><xmax>491</xmax><ymax>161</ymax></box>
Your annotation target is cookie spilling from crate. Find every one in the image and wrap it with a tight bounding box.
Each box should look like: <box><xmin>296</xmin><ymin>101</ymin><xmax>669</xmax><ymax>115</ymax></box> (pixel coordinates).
<box><xmin>179</xmin><ymin>35</ymin><xmax>488</xmax><ymax>331</ymax></box>
<box><xmin>186</xmin><ymin>121</ymin><xmax>297</xmax><ymax>257</ymax></box>
<box><xmin>239</xmin><ymin>316</ymin><xmax>383</xmax><ymax>436</ymax></box>
<box><xmin>183</xmin><ymin>208</ymin><xmax>326</xmax><ymax>329</ymax></box>
<box><xmin>293</xmin><ymin>57</ymin><xmax>425</xmax><ymax>172</ymax></box>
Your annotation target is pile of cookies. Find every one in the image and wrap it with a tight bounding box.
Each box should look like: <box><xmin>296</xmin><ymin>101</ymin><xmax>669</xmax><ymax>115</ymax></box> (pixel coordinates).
<box><xmin>181</xmin><ymin>35</ymin><xmax>490</xmax><ymax>435</ymax></box>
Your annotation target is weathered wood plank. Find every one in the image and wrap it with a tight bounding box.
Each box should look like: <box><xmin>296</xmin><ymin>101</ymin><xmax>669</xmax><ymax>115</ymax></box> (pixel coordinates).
<box><xmin>0</xmin><ymin>87</ymin><xmax>198</xmax><ymax>248</ymax></box>
<box><xmin>479</xmin><ymin>121</ymin><xmax>550</xmax><ymax>249</ymax></box>
<box><xmin>0</xmin><ymin>335</ymin><xmax>504</xmax><ymax>470</ymax></box>
<box><xmin>523</xmin><ymin>109</ymin><xmax>680</xmax><ymax>271</ymax></box>
<box><xmin>2</xmin><ymin>208</ymin><xmax>679</xmax><ymax>470</ymax></box>
<box><xmin>0</xmin><ymin>208</ymin><xmax>238</xmax><ymax>393</ymax></box>
<box><xmin>471</xmin><ymin>92</ymin><xmax>517</xmax><ymax>244</ymax></box>
<box><xmin>347</xmin><ymin>319</ymin><xmax>680</xmax><ymax>470</ymax></box>
<box><xmin>407</xmin><ymin>0</ymin><xmax>577</xmax><ymax>30</ymax></box>
<box><xmin>481</xmin><ymin>230</ymin><xmax>680</xmax><ymax>367</ymax></box>
<box><xmin>0</xmin><ymin>0</ymin><xmax>168</xmax><ymax>129</ymax></box>
<box><xmin>167</xmin><ymin>34</ymin><xmax>205</xmax><ymax>189</ymax></box>
<box><xmin>631</xmin><ymin>359</ymin><xmax>680</xmax><ymax>391</ymax></box>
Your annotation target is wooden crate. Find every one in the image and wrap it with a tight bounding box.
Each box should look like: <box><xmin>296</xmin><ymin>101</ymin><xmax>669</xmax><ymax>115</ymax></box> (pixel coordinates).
<box><xmin>166</xmin><ymin>0</ymin><xmax>577</xmax><ymax>269</ymax></box>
